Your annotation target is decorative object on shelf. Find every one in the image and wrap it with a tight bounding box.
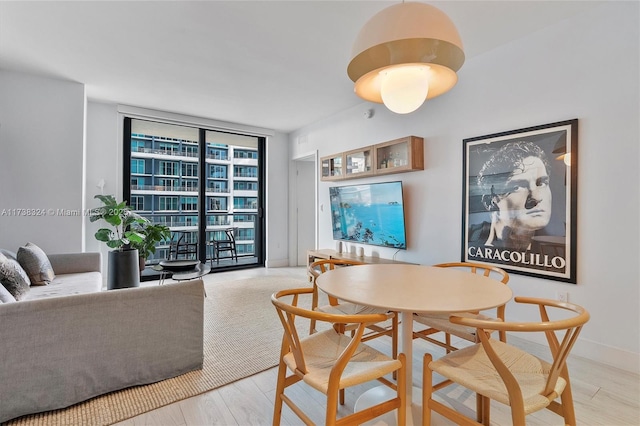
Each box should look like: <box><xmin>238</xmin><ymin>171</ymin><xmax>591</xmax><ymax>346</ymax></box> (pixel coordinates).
<box><xmin>347</xmin><ymin>2</ymin><xmax>464</xmax><ymax>114</ymax></box>
<box><xmin>89</xmin><ymin>194</ymin><xmax>146</xmax><ymax>289</ymax></box>
<box><xmin>462</xmin><ymin>119</ymin><xmax>578</xmax><ymax>283</ymax></box>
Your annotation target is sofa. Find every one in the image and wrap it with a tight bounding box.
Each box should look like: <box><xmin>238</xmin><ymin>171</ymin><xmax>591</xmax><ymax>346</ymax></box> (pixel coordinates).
<box><xmin>0</xmin><ymin>250</ymin><xmax>205</xmax><ymax>423</ymax></box>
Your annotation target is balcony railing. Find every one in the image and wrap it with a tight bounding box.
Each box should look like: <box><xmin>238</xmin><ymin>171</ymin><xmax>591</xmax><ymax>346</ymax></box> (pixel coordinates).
<box><xmin>132</xmin><ymin>147</ymin><xmax>199</xmax><ymax>158</ymax></box>
<box><xmin>206</xmin><ymin>187</ymin><xmax>230</xmax><ymax>193</ymax></box>
<box><xmin>132</xmin><ymin>185</ymin><xmax>197</xmax><ymax>192</ymax></box>
<box><xmin>206</xmin><ymin>153</ymin><xmax>229</xmax><ymax>161</ymax></box>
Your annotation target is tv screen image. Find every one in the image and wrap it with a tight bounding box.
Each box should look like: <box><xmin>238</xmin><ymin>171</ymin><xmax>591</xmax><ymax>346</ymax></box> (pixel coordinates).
<box><xmin>329</xmin><ymin>181</ymin><xmax>407</xmax><ymax>249</ymax></box>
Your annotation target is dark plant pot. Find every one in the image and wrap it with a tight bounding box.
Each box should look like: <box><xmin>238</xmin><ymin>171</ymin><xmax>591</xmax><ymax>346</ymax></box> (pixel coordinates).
<box><xmin>107</xmin><ymin>249</ymin><xmax>140</xmax><ymax>290</ymax></box>
<box><xmin>138</xmin><ymin>256</ymin><xmax>147</xmax><ymax>274</ymax></box>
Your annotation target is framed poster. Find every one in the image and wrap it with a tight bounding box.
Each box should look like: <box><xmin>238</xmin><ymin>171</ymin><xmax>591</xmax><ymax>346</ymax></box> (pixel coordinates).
<box><xmin>462</xmin><ymin>119</ymin><xmax>578</xmax><ymax>283</ymax></box>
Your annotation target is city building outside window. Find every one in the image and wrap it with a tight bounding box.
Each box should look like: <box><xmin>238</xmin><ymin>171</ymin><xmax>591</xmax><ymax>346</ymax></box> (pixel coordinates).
<box><xmin>181</xmin><ymin>196</ymin><xmax>198</xmax><ymax>211</ymax></box>
<box><xmin>182</xmin><ymin>163</ymin><xmax>198</xmax><ymax>177</ymax></box>
<box><xmin>159</xmin><ymin>196</ymin><xmax>179</xmax><ymax>211</ymax></box>
<box><xmin>130</xmin><ymin>196</ymin><xmax>144</xmax><ymax>211</ymax></box>
<box><xmin>132</xmin><ymin>159</ymin><xmax>145</xmax><ymax>174</ymax></box>
<box><xmin>158</xmin><ymin>160</ymin><xmax>178</xmax><ymax>176</ymax></box>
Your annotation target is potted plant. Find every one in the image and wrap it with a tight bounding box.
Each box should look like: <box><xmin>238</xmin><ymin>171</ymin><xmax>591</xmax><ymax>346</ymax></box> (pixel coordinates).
<box><xmin>130</xmin><ymin>222</ymin><xmax>171</xmax><ymax>273</ymax></box>
<box><xmin>89</xmin><ymin>194</ymin><xmax>147</xmax><ymax>290</ymax></box>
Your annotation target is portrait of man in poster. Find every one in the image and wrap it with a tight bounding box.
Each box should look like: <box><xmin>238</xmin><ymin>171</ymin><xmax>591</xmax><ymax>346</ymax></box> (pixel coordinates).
<box><xmin>463</xmin><ymin>121</ymin><xmax>577</xmax><ymax>282</ymax></box>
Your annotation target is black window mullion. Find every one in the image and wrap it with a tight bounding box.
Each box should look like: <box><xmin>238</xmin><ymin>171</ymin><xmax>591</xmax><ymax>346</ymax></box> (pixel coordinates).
<box><xmin>198</xmin><ymin>128</ymin><xmax>207</xmax><ymax>262</ymax></box>
<box><xmin>122</xmin><ymin>117</ymin><xmax>132</xmax><ymax>204</ymax></box>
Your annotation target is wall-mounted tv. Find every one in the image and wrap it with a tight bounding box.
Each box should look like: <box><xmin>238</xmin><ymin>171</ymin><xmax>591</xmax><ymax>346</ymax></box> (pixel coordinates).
<box><xmin>329</xmin><ymin>181</ymin><xmax>407</xmax><ymax>249</ymax></box>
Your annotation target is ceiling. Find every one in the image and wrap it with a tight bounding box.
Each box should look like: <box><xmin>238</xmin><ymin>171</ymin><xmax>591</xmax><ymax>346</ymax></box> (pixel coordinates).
<box><xmin>0</xmin><ymin>1</ymin><xmax>602</xmax><ymax>133</ymax></box>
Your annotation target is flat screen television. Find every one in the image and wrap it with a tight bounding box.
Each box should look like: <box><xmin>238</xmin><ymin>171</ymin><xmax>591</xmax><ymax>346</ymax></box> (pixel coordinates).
<box><xmin>329</xmin><ymin>181</ymin><xmax>407</xmax><ymax>249</ymax></box>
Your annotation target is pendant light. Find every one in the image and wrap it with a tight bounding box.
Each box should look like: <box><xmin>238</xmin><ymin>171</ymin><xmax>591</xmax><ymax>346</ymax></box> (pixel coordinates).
<box><xmin>347</xmin><ymin>2</ymin><xmax>465</xmax><ymax>114</ymax></box>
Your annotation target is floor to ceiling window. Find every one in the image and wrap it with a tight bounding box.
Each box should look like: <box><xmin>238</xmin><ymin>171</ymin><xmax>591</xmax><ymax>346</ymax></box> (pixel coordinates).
<box><xmin>123</xmin><ymin>118</ymin><xmax>265</xmax><ymax>276</ymax></box>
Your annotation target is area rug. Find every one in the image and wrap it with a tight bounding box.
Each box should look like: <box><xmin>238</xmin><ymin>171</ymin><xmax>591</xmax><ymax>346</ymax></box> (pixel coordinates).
<box><xmin>7</xmin><ymin>275</ymin><xmax>311</xmax><ymax>426</ymax></box>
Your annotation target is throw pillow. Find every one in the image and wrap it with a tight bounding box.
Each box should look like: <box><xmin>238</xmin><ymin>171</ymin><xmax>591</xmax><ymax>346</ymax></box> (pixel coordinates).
<box><xmin>0</xmin><ymin>253</ymin><xmax>30</xmax><ymax>300</ymax></box>
<box><xmin>0</xmin><ymin>249</ymin><xmax>17</xmax><ymax>261</ymax></box>
<box><xmin>17</xmin><ymin>242</ymin><xmax>56</xmax><ymax>286</ymax></box>
<box><xmin>0</xmin><ymin>282</ymin><xmax>16</xmax><ymax>303</ymax></box>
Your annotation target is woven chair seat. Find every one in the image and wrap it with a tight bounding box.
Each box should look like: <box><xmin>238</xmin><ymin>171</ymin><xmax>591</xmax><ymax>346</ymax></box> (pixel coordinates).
<box><xmin>283</xmin><ymin>328</ymin><xmax>401</xmax><ymax>394</ymax></box>
<box><xmin>318</xmin><ymin>303</ymin><xmax>395</xmax><ymax>334</ymax></box>
<box><xmin>318</xmin><ymin>301</ymin><xmax>390</xmax><ymax>316</ymax></box>
<box><xmin>429</xmin><ymin>339</ymin><xmax>567</xmax><ymax>415</ymax></box>
<box><xmin>414</xmin><ymin>311</ymin><xmax>500</xmax><ymax>341</ymax></box>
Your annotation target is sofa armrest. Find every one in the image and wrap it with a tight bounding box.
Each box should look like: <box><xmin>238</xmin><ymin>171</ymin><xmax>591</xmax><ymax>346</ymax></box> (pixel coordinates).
<box><xmin>48</xmin><ymin>252</ymin><xmax>102</xmax><ymax>275</ymax></box>
<box><xmin>0</xmin><ymin>278</ymin><xmax>205</xmax><ymax>422</ymax></box>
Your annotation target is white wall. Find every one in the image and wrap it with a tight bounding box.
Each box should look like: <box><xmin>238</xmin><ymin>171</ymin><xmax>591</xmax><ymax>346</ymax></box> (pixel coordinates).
<box><xmin>289</xmin><ymin>2</ymin><xmax>639</xmax><ymax>373</ymax></box>
<box><xmin>265</xmin><ymin>131</ymin><xmax>291</xmax><ymax>267</ymax></box>
<box><xmin>0</xmin><ymin>70</ymin><xmax>86</xmax><ymax>253</ymax></box>
<box><xmin>85</xmin><ymin>102</ymin><xmax>122</xmax><ymax>274</ymax></box>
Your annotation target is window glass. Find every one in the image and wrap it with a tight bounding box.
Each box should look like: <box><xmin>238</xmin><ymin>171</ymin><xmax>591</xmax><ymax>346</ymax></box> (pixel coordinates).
<box><xmin>127</xmin><ymin>118</ymin><xmax>262</xmax><ymax>268</ymax></box>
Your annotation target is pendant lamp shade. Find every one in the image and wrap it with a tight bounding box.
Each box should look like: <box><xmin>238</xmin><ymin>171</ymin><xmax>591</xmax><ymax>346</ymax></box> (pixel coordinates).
<box><xmin>348</xmin><ymin>2</ymin><xmax>465</xmax><ymax>114</ymax></box>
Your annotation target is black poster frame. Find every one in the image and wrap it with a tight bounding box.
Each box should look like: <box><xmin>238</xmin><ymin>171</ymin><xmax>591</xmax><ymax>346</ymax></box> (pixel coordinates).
<box><xmin>461</xmin><ymin>119</ymin><xmax>578</xmax><ymax>283</ymax></box>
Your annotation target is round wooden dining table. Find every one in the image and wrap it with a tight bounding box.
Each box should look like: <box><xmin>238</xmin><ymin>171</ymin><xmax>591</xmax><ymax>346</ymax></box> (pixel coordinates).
<box><xmin>316</xmin><ymin>263</ymin><xmax>513</xmax><ymax>425</ymax></box>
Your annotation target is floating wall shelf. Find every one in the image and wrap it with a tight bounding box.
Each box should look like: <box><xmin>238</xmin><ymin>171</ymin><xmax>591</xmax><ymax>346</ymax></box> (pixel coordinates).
<box><xmin>320</xmin><ymin>136</ymin><xmax>424</xmax><ymax>181</ymax></box>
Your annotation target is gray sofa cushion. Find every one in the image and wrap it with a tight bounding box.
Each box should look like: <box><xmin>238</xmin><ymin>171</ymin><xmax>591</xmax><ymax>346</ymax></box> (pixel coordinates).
<box><xmin>24</xmin><ymin>272</ymin><xmax>102</xmax><ymax>300</ymax></box>
<box><xmin>17</xmin><ymin>242</ymin><xmax>56</xmax><ymax>286</ymax></box>
<box><xmin>0</xmin><ymin>253</ymin><xmax>31</xmax><ymax>300</ymax></box>
<box><xmin>0</xmin><ymin>283</ymin><xmax>16</xmax><ymax>303</ymax></box>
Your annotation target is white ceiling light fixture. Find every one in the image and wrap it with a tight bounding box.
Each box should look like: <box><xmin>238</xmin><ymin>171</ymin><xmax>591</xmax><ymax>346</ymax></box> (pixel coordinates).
<box><xmin>347</xmin><ymin>2</ymin><xmax>465</xmax><ymax>114</ymax></box>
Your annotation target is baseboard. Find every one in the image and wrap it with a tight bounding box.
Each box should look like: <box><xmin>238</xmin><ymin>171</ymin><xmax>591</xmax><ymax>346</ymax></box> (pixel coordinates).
<box><xmin>265</xmin><ymin>258</ymin><xmax>290</xmax><ymax>268</ymax></box>
<box><xmin>513</xmin><ymin>333</ymin><xmax>639</xmax><ymax>375</ymax></box>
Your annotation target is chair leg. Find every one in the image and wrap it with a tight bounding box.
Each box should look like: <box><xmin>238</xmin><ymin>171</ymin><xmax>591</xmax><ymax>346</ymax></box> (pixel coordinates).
<box><xmin>476</xmin><ymin>394</ymin><xmax>490</xmax><ymax>425</ymax></box>
<box><xmin>326</xmin><ymin>384</ymin><xmax>339</xmax><ymax>426</ymax></box>
<box><xmin>396</xmin><ymin>353</ymin><xmax>406</xmax><ymax>426</ymax></box>
<box><xmin>392</xmin><ymin>313</ymin><xmax>399</xmax><ymax>359</ymax></box>
<box><xmin>391</xmin><ymin>313</ymin><xmax>399</xmax><ymax>380</ymax></box>
<box><xmin>272</xmin><ymin>360</ymin><xmax>287</xmax><ymax>426</ymax></box>
<box><xmin>559</xmin><ymin>381</ymin><xmax>577</xmax><ymax>426</ymax></box>
<box><xmin>309</xmin><ymin>283</ymin><xmax>319</xmax><ymax>335</ymax></box>
<box><xmin>423</xmin><ymin>353</ymin><xmax>433</xmax><ymax>426</ymax></box>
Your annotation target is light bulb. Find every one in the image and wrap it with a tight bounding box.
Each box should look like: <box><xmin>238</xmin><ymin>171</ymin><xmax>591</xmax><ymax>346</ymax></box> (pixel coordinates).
<box><xmin>379</xmin><ymin>66</ymin><xmax>429</xmax><ymax>114</ymax></box>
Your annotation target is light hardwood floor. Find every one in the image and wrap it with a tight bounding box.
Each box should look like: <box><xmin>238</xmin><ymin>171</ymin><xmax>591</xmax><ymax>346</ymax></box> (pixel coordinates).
<box><xmin>116</xmin><ymin>267</ymin><xmax>640</xmax><ymax>426</ymax></box>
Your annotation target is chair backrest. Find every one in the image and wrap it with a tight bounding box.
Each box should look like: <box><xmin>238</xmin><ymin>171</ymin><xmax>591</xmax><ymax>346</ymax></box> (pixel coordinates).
<box><xmin>271</xmin><ymin>287</ymin><xmax>389</xmax><ymax>375</ymax></box>
<box><xmin>450</xmin><ymin>297</ymin><xmax>590</xmax><ymax>402</ymax></box>
<box><xmin>435</xmin><ymin>262</ymin><xmax>509</xmax><ymax>324</ymax></box>
<box><xmin>170</xmin><ymin>231</ymin><xmax>185</xmax><ymax>244</ymax></box>
<box><xmin>308</xmin><ymin>258</ymin><xmax>361</xmax><ymax>278</ymax></box>
<box><xmin>308</xmin><ymin>258</ymin><xmax>363</xmax><ymax>306</ymax></box>
<box><xmin>224</xmin><ymin>228</ymin><xmax>236</xmax><ymax>242</ymax></box>
<box><xmin>434</xmin><ymin>261</ymin><xmax>509</xmax><ymax>284</ymax></box>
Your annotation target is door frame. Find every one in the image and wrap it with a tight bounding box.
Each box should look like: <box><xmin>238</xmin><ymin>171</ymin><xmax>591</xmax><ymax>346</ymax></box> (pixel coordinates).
<box><xmin>290</xmin><ymin>150</ymin><xmax>318</xmax><ymax>266</ymax></box>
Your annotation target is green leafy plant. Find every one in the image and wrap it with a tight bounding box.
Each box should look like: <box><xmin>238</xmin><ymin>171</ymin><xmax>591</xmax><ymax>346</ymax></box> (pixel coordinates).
<box><xmin>130</xmin><ymin>222</ymin><xmax>171</xmax><ymax>259</ymax></box>
<box><xmin>89</xmin><ymin>194</ymin><xmax>147</xmax><ymax>250</ymax></box>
